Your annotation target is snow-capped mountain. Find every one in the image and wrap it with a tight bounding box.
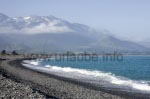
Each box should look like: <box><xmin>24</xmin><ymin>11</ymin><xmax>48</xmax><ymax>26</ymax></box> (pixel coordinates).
<box><xmin>0</xmin><ymin>13</ymin><xmax>147</xmax><ymax>53</ymax></box>
<box><xmin>0</xmin><ymin>13</ymin><xmax>92</xmax><ymax>34</ymax></box>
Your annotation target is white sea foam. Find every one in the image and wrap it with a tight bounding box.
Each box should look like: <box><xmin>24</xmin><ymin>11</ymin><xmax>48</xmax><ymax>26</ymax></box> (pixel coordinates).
<box><xmin>22</xmin><ymin>61</ymin><xmax>150</xmax><ymax>92</ymax></box>
<box><xmin>23</xmin><ymin>60</ymin><xmax>40</xmax><ymax>66</ymax></box>
<box><xmin>30</xmin><ymin>61</ymin><xmax>39</xmax><ymax>65</ymax></box>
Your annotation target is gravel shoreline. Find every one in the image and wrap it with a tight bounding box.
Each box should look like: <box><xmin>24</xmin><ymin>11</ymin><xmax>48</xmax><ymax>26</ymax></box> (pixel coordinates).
<box><xmin>0</xmin><ymin>71</ymin><xmax>47</xmax><ymax>99</ymax></box>
<box><xmin>0</xmin><ymin>58</ymin><xmax>149</xmax><ymax>99</ymax></box>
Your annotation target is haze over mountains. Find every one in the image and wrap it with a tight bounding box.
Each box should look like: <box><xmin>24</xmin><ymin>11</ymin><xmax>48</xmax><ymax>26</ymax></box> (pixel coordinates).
<box><xmin>0</xmin><ymin>13</ymin><xmax>148</xmax><ymax>53</ymax></box>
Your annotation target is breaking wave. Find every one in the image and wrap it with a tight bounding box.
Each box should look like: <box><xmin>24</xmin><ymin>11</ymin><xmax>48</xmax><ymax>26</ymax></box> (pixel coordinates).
<box><xmin>22</xmin><ymin>60</ymin><xmax>150</xmax><ymax>93</ymax></box>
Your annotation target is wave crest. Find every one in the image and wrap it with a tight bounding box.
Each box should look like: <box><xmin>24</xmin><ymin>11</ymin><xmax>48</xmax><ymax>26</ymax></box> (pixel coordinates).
<box><xmin>22</xmin><ymin>60</ymin><xmax>150</xmax><ymax>92</ymax></box>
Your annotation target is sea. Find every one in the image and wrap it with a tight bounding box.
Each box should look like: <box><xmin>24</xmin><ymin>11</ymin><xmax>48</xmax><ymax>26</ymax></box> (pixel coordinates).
<box><xmin>22</xmin><ymin>55</ymin><xmax>150</xmax><ymax>93</ymax></box>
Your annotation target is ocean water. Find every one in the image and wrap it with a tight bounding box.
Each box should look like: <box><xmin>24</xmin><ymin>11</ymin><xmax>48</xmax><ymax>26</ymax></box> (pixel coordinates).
<box><xmin>22</xmin><ymin>55</ymin><xmax>150</xmax><ymax>93</ymax></box>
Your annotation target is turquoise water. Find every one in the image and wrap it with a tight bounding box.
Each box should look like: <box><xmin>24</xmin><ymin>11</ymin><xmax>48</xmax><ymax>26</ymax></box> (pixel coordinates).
<box><xmin>40</xmin><ymin>55</ymin><xmax>150</xmax><ymax>81</ymax></box>
<box><xmin>22</xmin><ymin>55</ymin><xmax>150</xmax><ymax>92</ymax></box>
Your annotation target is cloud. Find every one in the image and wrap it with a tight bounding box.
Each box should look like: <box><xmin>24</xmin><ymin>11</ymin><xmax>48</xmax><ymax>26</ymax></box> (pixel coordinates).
<box><xmin>0</xmin><ymin>23</ymin><xmax>74</xmax><ymax>34</ymax></box>
<box><xmin>22</xmin><ymin>23</ymin><xmax>74</xmax><ymax>34</ymax></box>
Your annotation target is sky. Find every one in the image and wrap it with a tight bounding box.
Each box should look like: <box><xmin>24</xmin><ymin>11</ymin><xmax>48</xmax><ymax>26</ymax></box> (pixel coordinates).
<box><xmin>0</xmin><ymin>0</ymin><xmax>150</xmax><ymax>42</ymax></box>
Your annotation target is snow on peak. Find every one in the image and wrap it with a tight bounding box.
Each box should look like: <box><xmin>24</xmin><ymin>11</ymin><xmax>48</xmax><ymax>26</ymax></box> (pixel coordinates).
<box><xmin>0</xmin><ymin>13</ymin><xmax>93</xmax><ymax>34</ymax></box>
<box><xmin>24</xmin><ymin>16</ymin><xmax>31</xmax><ymax>20</ymax></box>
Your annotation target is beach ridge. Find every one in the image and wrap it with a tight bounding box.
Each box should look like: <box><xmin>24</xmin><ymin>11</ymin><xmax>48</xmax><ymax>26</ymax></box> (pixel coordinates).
<box><xmin>0</xmin><ymin>57</ymin><xmax>147</xmax><ymax>99</ymax></box>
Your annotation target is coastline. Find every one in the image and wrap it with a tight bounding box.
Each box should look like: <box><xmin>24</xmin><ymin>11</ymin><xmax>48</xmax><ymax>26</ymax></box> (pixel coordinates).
<box><xmin>0</xmin><ymin>57</ymin><xmax>149</xmax><ymax>99</ymax></box>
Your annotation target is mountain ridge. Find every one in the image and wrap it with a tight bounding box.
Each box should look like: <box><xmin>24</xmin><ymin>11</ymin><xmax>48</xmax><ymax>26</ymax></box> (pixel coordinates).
<box><xmin>0</xmin><ymin>13</ymin><xmax>147</xmax><ymax>53</ymax></box>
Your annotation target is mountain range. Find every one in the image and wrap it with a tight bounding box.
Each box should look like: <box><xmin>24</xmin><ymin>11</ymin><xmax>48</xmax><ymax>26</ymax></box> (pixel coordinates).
<box><xmin>0</xmin><ymin>13</ymin><xmax>148</xmax><ymax>53</ymax></box>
